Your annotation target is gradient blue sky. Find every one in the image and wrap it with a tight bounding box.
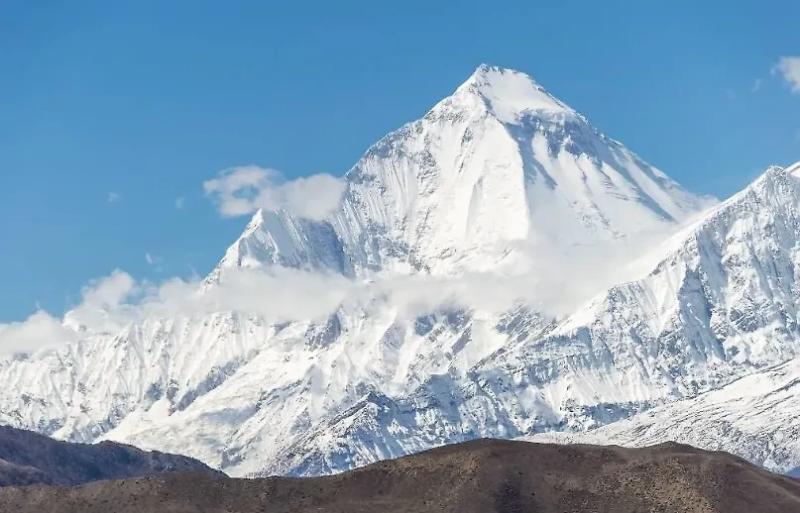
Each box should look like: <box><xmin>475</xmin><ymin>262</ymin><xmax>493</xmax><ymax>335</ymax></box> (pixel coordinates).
<box><xmin>2</xmin><ymin>1</ymin><xmax>799</xmax><ymax>321</ymax></box>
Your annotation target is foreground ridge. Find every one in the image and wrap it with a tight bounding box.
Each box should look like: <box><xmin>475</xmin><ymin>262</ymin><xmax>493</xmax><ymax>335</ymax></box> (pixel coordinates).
<box><xmin>1</xmin><ymin>439</ymin><xmax>798</xmax><ymax>513</ymax></box>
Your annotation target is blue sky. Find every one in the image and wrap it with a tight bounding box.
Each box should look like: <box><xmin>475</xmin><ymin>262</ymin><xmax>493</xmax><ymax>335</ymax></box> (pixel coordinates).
<box><xmin>1</xmin><ymin>0</ymin><xmax>799</xmax><ymax>321</ymax></box>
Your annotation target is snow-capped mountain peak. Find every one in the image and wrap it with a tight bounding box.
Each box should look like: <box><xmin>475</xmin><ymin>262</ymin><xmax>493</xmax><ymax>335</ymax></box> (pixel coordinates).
<box><xmin>213</xmin><ymin>65</ymin><xmax>713</xmax><ymax>279</ymax></box>
<box><xmin>452</xmin><ymin>64</ymin><xmax>574</xmax><ymax>123</ymax></box>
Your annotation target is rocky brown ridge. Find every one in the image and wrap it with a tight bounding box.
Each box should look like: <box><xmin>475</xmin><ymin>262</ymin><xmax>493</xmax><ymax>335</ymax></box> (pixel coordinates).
<box><xmin>1</xmin><ymin>438</ymin><xmax>798</xmax><ymax>512</ymax></box>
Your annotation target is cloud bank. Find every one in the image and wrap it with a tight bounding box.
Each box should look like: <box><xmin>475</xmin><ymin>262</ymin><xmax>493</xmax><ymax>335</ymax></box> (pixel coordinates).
<box><xmin>0</xmin><ymin>228</ymin><xmax>664</xmax><ymax>358</ymax></box>
<box><xmin>203</xmin><ymin>166</ymin><xmax>345</xmax><ymax>220</ymax></box>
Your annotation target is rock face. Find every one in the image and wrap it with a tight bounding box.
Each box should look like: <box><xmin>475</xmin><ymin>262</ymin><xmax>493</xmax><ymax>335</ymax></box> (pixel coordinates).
<box><xmin>2</xmin><ymin>64</ymin><xmax>800</xmax><ymax>478</ymax></box>
<box><xmin>1</xmin><ymin>439</ymin><xmax>798</xmax><ymax>513</ymax></box>
<box><xmin>0</xmin><ymin>425</ymin><xmax>218</xmax><ymax>486</ymax></box>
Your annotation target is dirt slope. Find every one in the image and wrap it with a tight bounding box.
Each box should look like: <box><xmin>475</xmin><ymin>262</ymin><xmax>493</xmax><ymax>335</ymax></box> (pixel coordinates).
<box><xmin>1</xmin><ymin>439</ymin><xmax>798</xmax><ymax>512</ymax></box>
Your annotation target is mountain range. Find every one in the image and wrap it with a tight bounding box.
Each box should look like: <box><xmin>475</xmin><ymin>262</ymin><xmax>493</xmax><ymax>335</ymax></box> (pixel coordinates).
<box><xmin>2</xmin><ymin>65</ymin><xmax>799</xmax><ymax>479</ymax></box>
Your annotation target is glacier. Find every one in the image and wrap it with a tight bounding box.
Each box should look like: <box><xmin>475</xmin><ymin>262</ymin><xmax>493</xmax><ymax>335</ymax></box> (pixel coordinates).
<box><xmin>1</xmin><ymin>65</ymin><xmax>799</xmax><ymax>478</ymax></box>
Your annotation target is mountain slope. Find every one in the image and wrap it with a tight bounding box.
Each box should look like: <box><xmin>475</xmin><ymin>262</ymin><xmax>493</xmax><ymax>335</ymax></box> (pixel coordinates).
<box><xmin>1</xmin><ymin>439</ymin><xmax>798</xmax><ymax>513</ymax></box>
<box><xmin>529</xmin><ymin>356</ymin><xmax>800</xmax><ymax>476</ymax></box>
<box><xmin>0</xmin><ymin>425</ymin><xmax>217</xmax><ymax>486</ymax></box>
<box><xmin>471</xmin><ymin>163</ymin><xmax>800</xmax><ymax>413</ymax></box>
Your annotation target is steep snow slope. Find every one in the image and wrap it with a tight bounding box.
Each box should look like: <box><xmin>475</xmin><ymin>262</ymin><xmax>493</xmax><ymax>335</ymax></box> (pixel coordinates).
<box><xmin>527</xmin><ymin>356</ymin><xmax>800</xmax><ymax>476</ymax></box>
<box><xmin>0</xmin><ymin>313</ymin><xmax>275</xmax><ymax>441</ymax></box>
<box><xmin>5</xmin><ymin>66</ymin><xmax>798</xmax><ymax>479</ymax></box>
<box><xmin>475</xmin><ymin>164</ymin><xmax>800</xmax><ymax>403</ymax></box>
<box><xmin>91</xmin><ymin>304</ymin><xmax>510</xmax><ymax>476</ymax></box>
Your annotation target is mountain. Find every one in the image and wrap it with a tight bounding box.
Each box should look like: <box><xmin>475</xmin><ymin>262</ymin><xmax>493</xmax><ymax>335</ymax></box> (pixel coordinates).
<box><xmin>0</xmin><ymin>425</ymin><xmax>218</xmax><ymax>486</ymax></box>
<box><xmin>2</xmin><ymin>439</ymin><xmax>798</xmax><ymax>513</ymax></box>
<box><xmin>213</xmin><ymin>64</ymin><xmax>710</xmax><ymax>280</ymax></box>
<box><xmin>2</xmin><ymin>65</ymin><xmax>799</xmax><ymax>479</ymax></box>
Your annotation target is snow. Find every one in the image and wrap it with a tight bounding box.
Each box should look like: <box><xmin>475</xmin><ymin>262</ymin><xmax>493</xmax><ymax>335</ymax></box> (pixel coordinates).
<box><xmin>456</xmin><ymin>64</ymin><xmax>571</xmax><ymax>123</ymax></box>
<box><xmin>527</xmin><ymin>357</ymin><xmax>800</xmax><ymax>475</ymax></box>
<box><xmin>237</xmin><ymin>64</ymin><xmax>713</xmax><ymax>279</ymax></box>
<box><xmin>1</xmin><ymin>64</ymin><xmax>799</xmax><ymax>479</ymax></box>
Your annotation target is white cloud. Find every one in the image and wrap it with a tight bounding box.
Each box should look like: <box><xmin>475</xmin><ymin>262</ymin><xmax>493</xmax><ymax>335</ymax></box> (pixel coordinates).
<box><xmin>203</xmin><ymin>166</ymin><xmax>345</xmax><ymax>220</ymax></box>
<box><xmin>0</xmin><ymin>267</ymin><xmax>355</xmax><ymax>358</ymax></box>
<box><xmin>175</xmin><ymin>196</ymin><xmax>186</xmax><ymax>209</ymax></box>
<box><xmin>0</xmin><ymin>269</ymin><xmax>496</xmax><ymax>357</ymax></box>
<box><xmin>774</xmin><ymin>56</ymin><xmax>800</xmax><ymax>94</ymax></box>
<box><xmin>107</xmin><ymin>192</ymin><xmax>121</xmax><ymax>204</ymax></box>
<box><xmin>182</xmin><ymin>269</ymin><xmax>353</xmax><ymax>321</ymax></box>
<box><xmin>63</xmin><ymin>270</ymin><xmax>138</xmax><ymax>334</ymax></box>
<box><xmin>0</xmin><ymin>271</ymin><xmax>135</xmax><ymax>356</ymax></box>
<box><xmin>0</xmin><ymin>311</ymin><xmax>78</xmax><ymax>356</ymax></box>
<box><xmin>0</xmin><ymin>271</ymin><xmax>138</xmax><ymax>356</ymax></box>
<box><xmin>81</xmin><ymin>269</ymin><xmax>137</xmax><ymax>307</ymax></box>
<box><xmin>751</xmin><ymin>78</ymin><xmax>763</xmax><ymax>93</ymax></box>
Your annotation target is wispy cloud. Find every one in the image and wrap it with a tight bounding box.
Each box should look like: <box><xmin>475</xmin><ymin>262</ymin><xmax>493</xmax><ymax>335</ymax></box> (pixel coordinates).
<box><xmin>0</xmin><ymin>311</ymin><xmax>77</xmax><ymax>357</ymax></box>
<box><xmin>145</xmin><ymin>253</ymin><xmax>165</xmax><ymax>273</ymax></box>
<box><xmin>751</xmin><ymin>78</ymin><xmax>763</xmax><ymax>93</ymax></box>
<box><xmin>773</xmin><ymin>56</ymin><xmax>800</xmax><ymax>94</ymax></box>
<box><xmin>175</xmin><ymin>196</ymin><xmax>186</xmax><ymax>209</ymax></box>
<box><xmin>107</xmin><ymin>192</ymin><xmax>121</xmax><ymax>204</ymax></box>
<box><xmin>145</xmin><ymin>252</ymin><xmax>164</xmax><ymax>266</ymax></box>
<box><xmin>203</xmin><ymin>166</ymin><xmax>345</xmax><ymax>220</ymax></box>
